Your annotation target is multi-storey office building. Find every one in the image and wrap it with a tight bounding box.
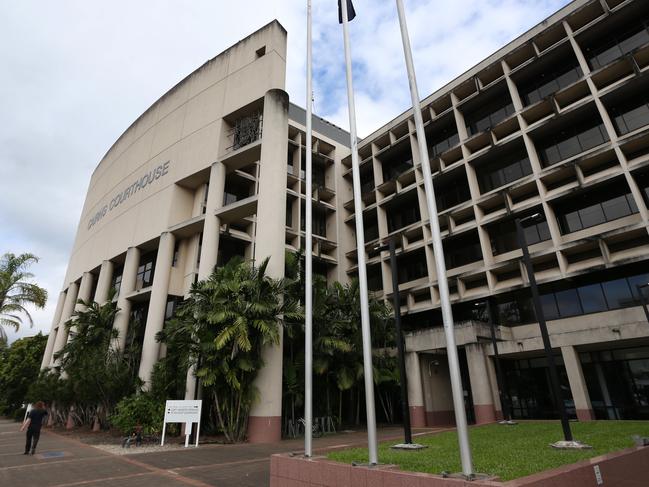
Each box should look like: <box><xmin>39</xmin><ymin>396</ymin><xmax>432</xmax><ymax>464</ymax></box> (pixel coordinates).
<box><xmin>349</xmin><ymin>0</ymin><xmax>649</xmax><ymax>426</ymax></box>
<box><xmin>42</xmin><ymin>0</ymin><xmax>649</xmax><ymax>440</ymax></box>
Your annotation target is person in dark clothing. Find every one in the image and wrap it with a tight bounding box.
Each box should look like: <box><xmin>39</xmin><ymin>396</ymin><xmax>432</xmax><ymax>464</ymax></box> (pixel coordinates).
<box><xmin>20</xmin><ymin>401</ymin><xmax>48</xmax><ymax>455</ymax></box>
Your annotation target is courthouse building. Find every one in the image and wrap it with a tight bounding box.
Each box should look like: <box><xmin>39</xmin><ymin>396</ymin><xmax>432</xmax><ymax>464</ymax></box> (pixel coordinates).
<box><xmin>42</xmin><ymin>0</ymin><xmax>649</xmax><ymax>440</ymax></box>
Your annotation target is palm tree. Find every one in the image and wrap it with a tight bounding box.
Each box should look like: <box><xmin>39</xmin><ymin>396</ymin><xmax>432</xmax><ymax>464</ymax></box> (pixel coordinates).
<box><xmin>55</xmin><ymin>297</ymin><xmax>140</xmax><ymax>427</ymax></box>
<box><xmin>162</xmin><ymin>256</ymin><xmax>301</xmax><ymax>442</ymax></box>
<box><xmin>0</xmin><ymin>253</ymin><xmax>47</xmax><ymax>341</ymax></box>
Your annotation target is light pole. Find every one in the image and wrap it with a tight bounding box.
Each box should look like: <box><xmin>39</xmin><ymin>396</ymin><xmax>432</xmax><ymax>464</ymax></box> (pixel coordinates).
<box><xmin>515</xmin><ymin>214</ymin><xmax>589</xmax><ymax>449</ymax></box>
<box><xmin>475</xmin><ymin>300</ymin><xmax>516</xmax><ymax>425</ymax></box>
<box><xmin>374</xmin><ymin>238</ymin><xmax>425</xmax><ymax>449</ymax></box>
<box><xmin>636</xmin><ymin>283</ymin><xmax>649</xmax><ymax>323</ymax></box>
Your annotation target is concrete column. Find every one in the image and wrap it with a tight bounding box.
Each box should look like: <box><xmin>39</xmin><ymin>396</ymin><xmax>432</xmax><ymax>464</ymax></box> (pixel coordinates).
<box><xmin>40</xmin><ymin>291</ymin><xmax>66</xmax><ymax>369</ymax></box>
<box><xmin>65</xmin><ymin>272</ymin><xmax>95</xmax><ymax>344</ymax></box>
<box><xmin>248</xmin><ymin>89</ymin><xmax>289</xmax><ymax>443</ymax></box>
<box><xmin>198</xmin><ymin>162</ymin><xmax>226</xmax><ymax>280</ymax></box>
<box><xmin>561</xmin><ymin>345</ymin><xmax>595</xmax><ymax>421</ymax></box>
<box><xmin>421</xmin><ymin>354</ymin><xmax>455</xmax><ymax>426</ymax></box>
<box><xmin>138</xmin><ymin>232</ymin><xmax>176</xmax><ymax>388</ymax></box>
<box><xmin>183</xmin><ymin>162</ymin><xmax>226</xmax><ymax>401</ymax></box>
<box><xmin>405</xmin><ymin>352</ymin><xmax>426</xmax><ymax>428</ymax></box>
<box><xmin>485</xmin><ymin>353</ymin><xmax>503</xmax><ymax>421</ymax></box>
<box><xmin>465</xmin><ymin>343</ymin><xmax>497</xmax><ymax>424</ymax></box>
<box><xmin>113</xmin><ymin>247</ymin><xmax>140</xmax><ymax>351</ymax></box>
<box><xmin>50</xmin><ymin>281</ymin><xmax>79</xmax><ymax>365</ymax></box>
<box><xmin>94</xmin><ymin>260</ymin><xmax>114</xmax><ymax>304</ymax></box>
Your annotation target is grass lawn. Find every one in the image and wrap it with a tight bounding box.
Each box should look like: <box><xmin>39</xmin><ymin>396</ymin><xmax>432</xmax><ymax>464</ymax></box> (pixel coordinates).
<box><xmin>327</xmin><ymin>421</ymin><xmax>649</xmax><ymax>481</ymax></box>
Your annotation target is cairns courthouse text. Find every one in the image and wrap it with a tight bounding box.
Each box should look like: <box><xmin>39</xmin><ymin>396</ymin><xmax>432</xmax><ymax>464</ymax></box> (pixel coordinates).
<box><xmin>88</xmin><ymin>161</ymin><xmax>170</xmax><ymax>229</ymax></box>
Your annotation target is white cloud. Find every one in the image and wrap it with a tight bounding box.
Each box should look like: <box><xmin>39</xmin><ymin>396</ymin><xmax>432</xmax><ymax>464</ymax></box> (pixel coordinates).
<box><xmin>0</xmin><ymin>0</ymin><xmax>571</xmax><ymax>342</ymax></box>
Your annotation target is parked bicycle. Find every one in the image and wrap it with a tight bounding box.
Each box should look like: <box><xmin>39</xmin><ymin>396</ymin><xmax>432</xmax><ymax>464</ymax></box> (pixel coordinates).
<box><xmin>298</xmin><ymin>417</ymin><xmax>323</xmax><ymax>438</ymax></box>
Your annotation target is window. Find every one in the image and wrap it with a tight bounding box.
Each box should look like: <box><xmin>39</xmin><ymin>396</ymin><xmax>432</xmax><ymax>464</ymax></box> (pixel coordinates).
<box><xmin>477</xmin><ymin>150</ymin><xmax>532</xmax><ymax>193</ymax></box>
<box><xmin>381</xmin><ymin>142</ymin><xmax>413</xmax><ymax>182</ymax></box>
<box><xmin>488</xmin><ymin>213</ymin><xmax>551</xmax><ymax>255</ymax></box>
<box><xmin>111</xmin><ymin>268</ymin><xmax>123</xmax><ymax>298</ymax></box>
<box><xmin>435</xmin><ymin>171</ymin><xmax>471</xmax><ymax>211</ymax></box>
<box><xmin>497</xmin><ymin>266</ymin><xmax>649</xmax><ymax>325</ymax></box>
<box><xmin>427</xmin><ymin>124</ymin><xmax>459</xmax><ymax>158</ymax></box>
<box><xmin>554</xmin><ymin>179</ymin><xmax>638</xmax><ymax>235</ymax></box>
<box><xmin>610</xmin><ymin>91</ymin><xmax>649</xmax><ymax>136</ymax></box>
<box><xmin>520</xmin><ymin>64</ymin><xmax>582</xmax><ymax>106</ymax></box>
<box><xmin>536</xmin><ymin>119</ymin><xmax>608</xmax><ymax>167</ymax></box>
<box><xmin>286</xmin><ymin>200</ymin><xmax>293</xmax><ymax>227</ymax></box>
<box><xmin>444</xmin><ymin>231</ymin><xmax>482</xmax><ymax>269</ymax></box>
<box><xmin>577</xmin><ymin>283</ymin><xmax>608</xmax><ymax>314</ymax></box>
<box><xmin>172</xmin><ymin>241</ymin><xmax>180</xmax><ymax>267</ymax></box>
<box><xmin>367</xmin><ymin>264</ymin><xmax>382</xmax><ymax>291</ymax></box>
<box><xmin>554</xmin><ymin>288</ymin><xmax>581</xmax><ymax>318</ymax></box>
<box><xmin>302</xmin><ymin>206</ymin><xmax>327</xmax><ymax>237</ymax></box>
<box><xmin>602</xmin><ymin>278</ymin><xmax>634</xmax><ymax>309</ymax></box>
<box><xmin>540</xmin><ymin>294</ymin><xmax>560</xmax><ymax>321</ymax></box>
<box><xmin>397</xmin><ymin>249</ymin><xmax>428</xmax><ymax>284</ymax></box>
<box><xmin>464</xmin><ymin>93</ymin><xmax>515</xmax><ymax>136</ymax></box>
<box><xmin>587</xmin><ymin>20</ymin><xmax>649</xmax><ymax>70</ymax></box>
<box><xmin>136</xmin><ymin>252</ymin><xmax>156</xmax><ymax>290</ymax></box>
<box><xmin>386</xmin><ymin>193</ymin><xmax>420</xmax><ymax>233</ymax></box>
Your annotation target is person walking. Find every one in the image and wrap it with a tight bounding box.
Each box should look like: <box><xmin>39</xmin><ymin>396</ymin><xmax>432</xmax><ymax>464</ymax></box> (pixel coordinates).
<box><xmin>20</xmin><ymin>401</ymin><xmax>48</xmax><ymax>455</ymax></box>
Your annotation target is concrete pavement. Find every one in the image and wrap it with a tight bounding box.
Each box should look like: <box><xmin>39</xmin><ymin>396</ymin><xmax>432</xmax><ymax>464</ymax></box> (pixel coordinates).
<box><xmin>0</xmin><ymin>418</ymin><xmax>443</xmax><ymax>486</ymax></box>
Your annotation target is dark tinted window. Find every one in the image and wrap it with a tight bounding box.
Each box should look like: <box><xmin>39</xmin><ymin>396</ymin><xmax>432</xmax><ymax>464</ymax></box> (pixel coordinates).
<box><xmin>555</xmin><ymin>180</ymin><xmax>638</xmax><ymax>234</ymax></box>
<box><xmin>602</xmin><ymin>278</ymin><xmax>633</xmax><ymax>309</ymax></box>
<box><xmin>555</xmin><ymin>288</ymin><xmax>581</xmax><ymax>318</ymax></box>
<box><xmin>578</xmin><ymin>283</ymin><xmax>608</xmax><ymax>314</ymax></box>
<box><xmin>536</xmin><ymin>119</ymin><xmax>608</xmax><ymax>167</ymax></box>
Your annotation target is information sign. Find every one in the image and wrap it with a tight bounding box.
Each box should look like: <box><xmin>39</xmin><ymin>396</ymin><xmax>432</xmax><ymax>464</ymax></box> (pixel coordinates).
<box><xmin>161</xmin><ymin>400</ymin><xmax>202</xmax><ymax>447</ymax></box>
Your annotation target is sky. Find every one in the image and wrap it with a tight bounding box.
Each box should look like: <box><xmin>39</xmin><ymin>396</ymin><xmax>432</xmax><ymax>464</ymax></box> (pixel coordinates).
<box><xmin>0</xmin><ymin>0</ymin><xmax>571</xmax><ymax>343</ymax></box>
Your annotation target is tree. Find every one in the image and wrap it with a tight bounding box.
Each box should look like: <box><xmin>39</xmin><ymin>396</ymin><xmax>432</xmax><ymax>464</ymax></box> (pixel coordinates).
<box><xmin>0</xmin><ymin>253</ymin><xmax>47</xmax><ymax>341</ymax></box>
<box><xmin>160</xmin><ymin>256</ymin><xmax>301</xmax><ymax>442</ymax></box>
<box><xmin>282</xmin><ymin>249</ymin><xmax>396</xmax><ymax>428</ymax></box>
<box><xmin>54</xmin><ymin>298</ymin><xmax>142</xmax><ymax>427</ymax></box>
<box><xmin>0</xmin><ymin>334</ymin><xmax>47</xmax><ymax>416</ymax></box>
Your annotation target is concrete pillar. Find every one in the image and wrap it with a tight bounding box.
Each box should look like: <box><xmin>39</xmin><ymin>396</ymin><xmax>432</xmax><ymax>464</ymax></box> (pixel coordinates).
<box><xmin>50</xmin><ymin>281</ymin><xmax>79</xmax><ymax>365</ymax></box>
<box><xmin>485</xmin><ymin>353</ymin><xmax>504</xmax><ymax>421</ymax></box>
<box><xmin>94</xmin><ymin>260</ymin><xmax>114</xmax><ymax>304</ymax></box>
<box><xmin>113</xmin><ymin>247</ymin><xmax>140</xmax><ymax>351</ymax></box>
<box><xmin>561</xmin><ymin>345</ymin><xmax>595</xmax><ymax>421</ymax></box>
<box><xmin>421</xmin><ymin>354</ymin><xmax>455</xmax><ymax>426</ymax></box>
<box><xmin>184</xmin><ymin>162</ymin><xmax>226</xmax><ymax>402</ymax></box>
<box><xmin>76</xmin><ymin>272</ymin><xmax>95</xmax><ymax>307</ymax></box>
<box><xmin>40</xmin><ymin>290</ymin><xmax>66</xmax><ymax>369</ymax></box>
<box><xmin>198</xmin><ymin>162</ymin><xmax>226</xmax><ymax>280</ymax></box>
<box><xmin>405</xmin><ymin>352</ymin><xmax>426</xmax><ymax>428</ymax></box>
<box><xmin>247</xmin><ymin>89</ymin><xmax>289</xmax><ymax>443</ymax></box>
<box><xmin>465</xmin><ymin>343</ymin><xmax>497</xmax><ymax>424</ymax></box>
<box><xmin>62</xmin><ymin>272</ymin><xmax>95</xmax><ymax>348</ymax></box>
<box><xmin>138</xmin><ymin>232</ymin><xmax>175</xmax><ymax>388</ymax></box>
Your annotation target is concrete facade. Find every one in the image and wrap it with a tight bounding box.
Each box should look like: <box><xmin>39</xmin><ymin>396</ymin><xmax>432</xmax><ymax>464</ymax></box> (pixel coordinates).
<box><xmin>41</xmin><ymin>21</ymin><xmax>352</xmax><ymax>442</ymax></box>
<box><xmin>43</xmin><ymin>0</ymin><xmax>649</xmax><ymax>440</ymax></box>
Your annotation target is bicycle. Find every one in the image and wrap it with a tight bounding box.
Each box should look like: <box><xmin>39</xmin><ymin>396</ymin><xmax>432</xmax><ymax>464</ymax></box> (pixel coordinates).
<box><xmin>298</xmin><ymin>417</ymin><xmax>323</xmax><ymax>438</ymax></box>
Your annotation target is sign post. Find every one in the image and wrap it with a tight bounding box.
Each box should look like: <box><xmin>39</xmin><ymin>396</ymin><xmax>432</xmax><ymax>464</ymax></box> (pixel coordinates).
<box><xmin>161</xmin><ymin>400</ymin><xmax>202</xmax><ymax>447</ymax></box>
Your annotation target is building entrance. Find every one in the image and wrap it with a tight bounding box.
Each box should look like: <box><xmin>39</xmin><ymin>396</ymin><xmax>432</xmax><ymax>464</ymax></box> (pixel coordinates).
<box><xmin>581</xmin><ymin>346</ymin><xmax>649</xmax><ymax>420</ymax></box>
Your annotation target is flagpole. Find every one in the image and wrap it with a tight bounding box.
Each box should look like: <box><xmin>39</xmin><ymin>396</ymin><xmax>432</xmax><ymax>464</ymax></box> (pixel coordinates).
<box><xmin>340</xmin><ymin>0</ymin><xmax>379</xmax><ymax>465</ymax></box>
<box><xmin>394</xmin><ymin>0</ymin><xmax>473</xmax><ymax>476</ymax></box>
<box><xmin>304</xmin><ymin>0</ymin><xmax>314</xmax><ymax>459</ymax></box>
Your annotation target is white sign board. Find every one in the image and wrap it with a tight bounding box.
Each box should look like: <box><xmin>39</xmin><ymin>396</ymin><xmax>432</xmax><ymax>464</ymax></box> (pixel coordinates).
<box><xmin>161</xmin><ymin>400</ymin><xmax>202</xmax><ymax>447</ymax></box>
<box><xmin>593</xmin><ymin>465</ymin><xmax>603</xmax><ymax>485</ymax></box>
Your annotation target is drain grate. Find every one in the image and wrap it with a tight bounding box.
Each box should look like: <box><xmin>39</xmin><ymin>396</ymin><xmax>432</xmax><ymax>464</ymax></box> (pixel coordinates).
<box><xmin>38</xmin><ymin>451</ymin><xmax>66</xmax><ymax>459</ymax></box>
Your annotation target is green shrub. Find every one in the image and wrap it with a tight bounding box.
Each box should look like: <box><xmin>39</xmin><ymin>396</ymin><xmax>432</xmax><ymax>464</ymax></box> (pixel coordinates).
<box><xmin>13</xmin><ymin>407</ymin><xmax>26</xmax><ymax>422</ymax></box>
<box><xmin>111</xmin><ymin>393</ymin><xmax>164</xmax><ymax>435</ymax></box>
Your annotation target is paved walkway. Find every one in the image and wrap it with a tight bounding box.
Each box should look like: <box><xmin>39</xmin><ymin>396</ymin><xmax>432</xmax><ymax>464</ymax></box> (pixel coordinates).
<box><xmin>0</xmin><ymin>418</ymin><xmax>444</xmax><ymax>486</ymax></box>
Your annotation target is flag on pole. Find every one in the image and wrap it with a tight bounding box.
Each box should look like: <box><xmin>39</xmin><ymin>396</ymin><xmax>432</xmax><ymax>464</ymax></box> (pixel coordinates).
<box><xmin>338</xmin><ymin>0</ymin><xmax>356</xmax><ymax>23</ymax></box>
